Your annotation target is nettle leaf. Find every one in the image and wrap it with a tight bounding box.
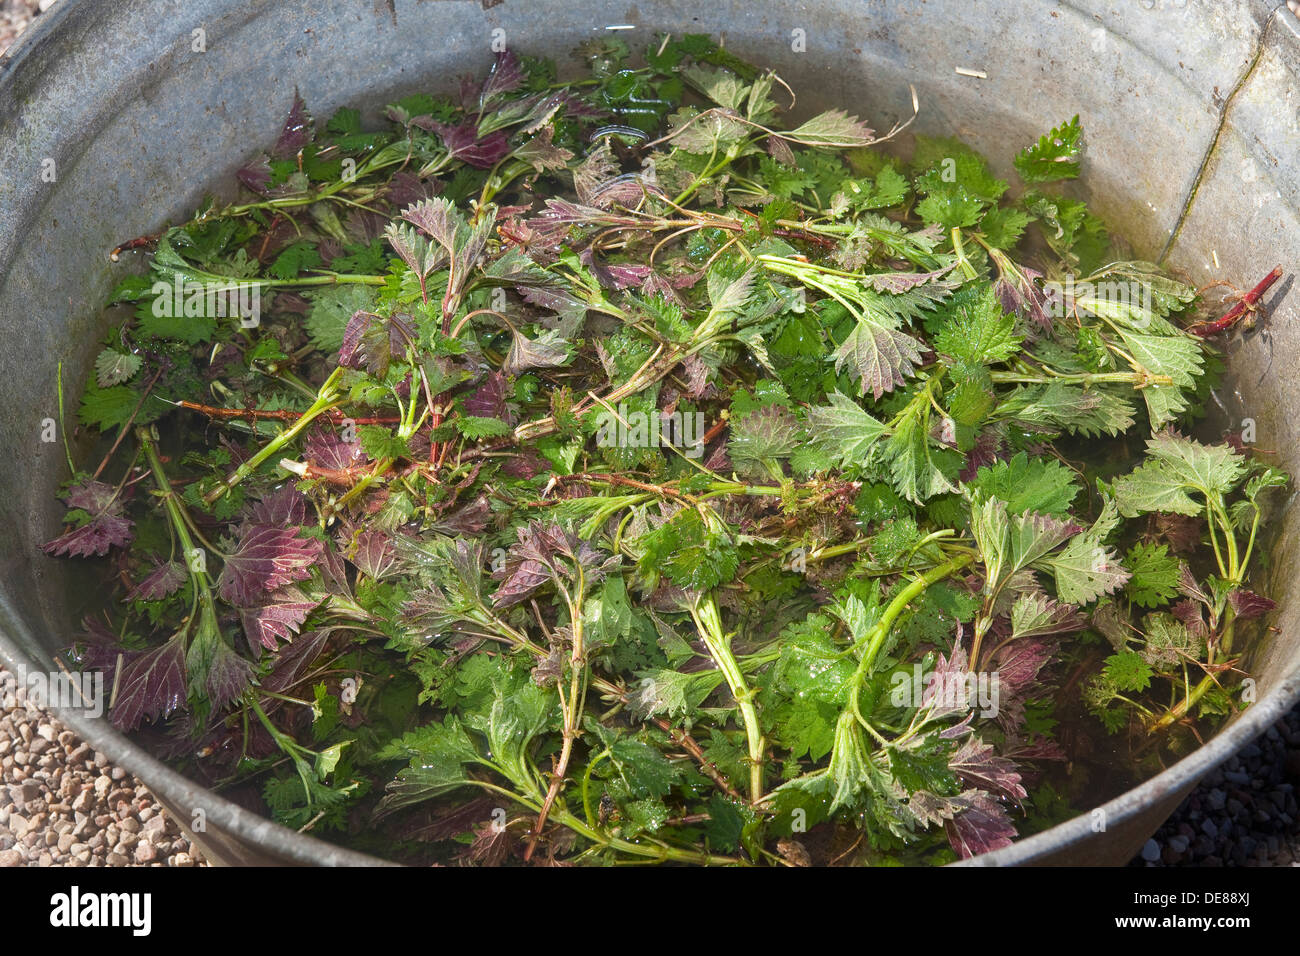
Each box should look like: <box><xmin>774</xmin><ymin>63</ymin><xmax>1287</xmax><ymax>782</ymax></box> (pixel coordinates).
<box><xmin>727</xmin><ymin>404</ymin><xmax>801</xmax><ymax>477</ymax></box>
<box><xmin>239</xmin><ymin>586</ymin><xmax>320</xmax><ymax>654</ymax></box>
<box><xmin>126</xmin><ymin>560</ymin><xmax>187</xmax><ymax>602</ymax></box>
<box><xmin>1140</xmin><ymin>611</ymin><xmax>1204</xmax><ymax>669</ymax></box>
<box><xmin>932</xmin><ymin>286</ymin><xmax>1021</xmax><ymax>366</ymax></box>
<box><xmin>637</xmin><ymin>508</ymin><xmax>739</xmax><ymax>592</ymax></box>
<box><xmin>1010</xmin><ymin>592</ymin><xmax>1084</xmax><ymax>640</ymax></box>
<box><xmin>945</xmin><ymin>790</ymin><xmax>1019</xmax><ymax>859</ymax></box>
<box><xmin>110</xmin><ymin>636</ymin><xmax>187</xmax><ymax>731</ymax></box>
<box><xmin>305</xmin><ymin>285</ymin><xmax>380</xmax><ymax>352</ymax></box>
<box><xmin>633</xmin><ymin>667</ymin><xmax>726</xmax><ymax>719</ymax></box>
<box><xmin>1013</xmin><ymin>115</ymin><xmax>1082</xmax><ymax>184</ymax></box>
<box><xmin>186</xmin><ymin>609</ymin><xmax>254</xmax><ymax>711</ymax></box>
<box><xmin>268</xmin><ymin>241</ymin><xmax>322</xmax><ymax>280</ymax></box>
<box><xmin>832</xmin><ymin>317</ymin><xmax>926</xmax><ymax>400</ymax></box>
<box><xmin>1112</xmin><ymin>432</ymin><xmax>1245</xmax><ymax>517</ymax></box>
<box><xmin>1111</xmin><ymin>327</ymin><xmax>1204</xmax><ymax>428</ymax></box>
<box><xmin>682</xmin><ymin>64</ymin><xmax>749</xmax><ymax>111</ymax></box>
<box><xmin>1124</xmin><ymin>542</ymin><xmax>1181</xmax><ymax>608</ymax></box>
<box><xmin>1102</xmin><ymin>651</ymin><xmax>1153</xmax><ymax>692</ymax></box>
<box><xmin>1042</xmin><ymin>517</ymin><xmax>1129</xmax><ymax>606</ymax></box>
<box><xmin>217</xmin><ymin>524</ymin><xmax>325</xmax><ymax>606</ymax></box>
<box><xmin>94</xmin><ymin>348</ymin><xmax>143</xmax><ymax>387</ymax></box>
<box><xmin>42</xmin><ymin>479</ymin><xmax>134</xmax><ymax>558</ymax></box>
<box><xmin>503</xmin><ymin>327</ymin><xmax>571</xmax><ymax>375</ymax></box>
<box><xmin>884</xmin><ymin>386</ymin><xmax>961</xmax><ymax>503</ymax></box>
<box><xmin>969</xmin><ymin>452</ymin><xmax>1079</xmax><ymax>518</ymax></box>
<box><xmin>783</xmin><ymin>109</ymin><xmax>876</xmax><ymax>148</ymax></box>
<box><xmin>492</xmin><ymin>521</ymin><xmax>620</xmax><ymax>608</ymax></box>
<box><xmin>797</xmin><ymin>391</ymin><xmax>887</xmax><ymax>470</ymax></box>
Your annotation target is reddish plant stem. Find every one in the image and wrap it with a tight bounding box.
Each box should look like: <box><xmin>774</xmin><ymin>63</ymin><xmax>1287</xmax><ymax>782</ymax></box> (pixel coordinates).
<box><xmin>177</xmin><ymin>401</ymin><xmax>400</xmax><ymax>425</ymax></box>
<box><xmin>1187</xmin><ymin>266</ymin><xmax>1283</xmax><ymax>337</ymax></box>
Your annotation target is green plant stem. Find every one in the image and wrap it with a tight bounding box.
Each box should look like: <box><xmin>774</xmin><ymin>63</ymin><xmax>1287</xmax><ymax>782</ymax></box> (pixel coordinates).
<box><xmin>848</xmin><ymin>554</ymin><xmax>975</xmax><ymax>722</ymax></box>
<box><xmin>690</xmin><ymin>592</ymin><xmax>765</xmax><ymax>804</ymax></box>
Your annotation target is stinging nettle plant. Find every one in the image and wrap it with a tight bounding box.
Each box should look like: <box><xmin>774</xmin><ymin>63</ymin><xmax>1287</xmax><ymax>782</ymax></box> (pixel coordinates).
<box><xmin>47</xmin><ymin>34</ymin><xmax>1288</xmax><ymax>865</ymax></box>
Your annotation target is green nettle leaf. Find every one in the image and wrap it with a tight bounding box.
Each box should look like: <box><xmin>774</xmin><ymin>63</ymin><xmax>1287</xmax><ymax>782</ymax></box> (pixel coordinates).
<box><xmin>970</xmin><ymin>452</ymin><xmax>1080</xmax><ymax>518</ymax></box>
<box><xmin>797</xmin><ymin>391</ymin><xmax>888</xmax><ymax>470</ymax></box>
<box><xmin>1111</xmin><ymin>327</ymin><xmax>1204</xmax><ymax>428</ymax></box>
<box><xmin>1112</xmin><ymin>433</ymin><xmax>1245</xmax><ymax>517</ymax></box>
<box><xmin>1014</xmin><ymin>115</ymin><xmax>1083</xmax><ymax>184</ymax></box>
<box><xmin>728</xmin><ymin>404</ymin><xmax>801</xmax><ymax>477</ymax></box>
<box><xmin>1042</xmin><ymin>511</ymin><xmax>1130</xmax><ymax>606</ymax></box>
<box><xmin>884</xmin><ymin>385</ymin><xmax>960</xmax><ymax>503</ymax></box>
<box><xmin>306</xmin><ymin>285</ymin><xmax>380</xmax><ymax>352</ymax></box>
<box><xmin>783</xmin><ymin>109</ymin><xmax>876</xmax><ymax>148</ymax></box>
<box><xmin>94</xmin><ymin>349</ymin><xmax>143</xmax><ymax>388</ymax></box>
<box><xmin>932</xmin><ymin>286</ymin><xmax>1021</xmax><ymax>366</ymax></box>
<box><xmin>1124</xmin><ymin>542</ymin><xmax>1182</xmax><ymax>608</ymax></box>
<box><xmin>1102</xmin><ymin>651</ymin><xmax>1153</xmax><ymax>692</ymax></box>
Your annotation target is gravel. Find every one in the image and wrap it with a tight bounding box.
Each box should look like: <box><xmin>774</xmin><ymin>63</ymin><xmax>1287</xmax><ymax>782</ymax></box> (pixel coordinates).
<box><xmin>0</xmin><ymin>667</ymin><xmax>206</xmax><ymax>868</ymax></box>
<box><xmin>0</xmin><ymin>1</ymin><xmax>44</xmax><ymax>58</ymax></box>
<box><xmin>1130</xmin><ymin>710</ymin><xmax>1300</xmax><ymax>867</ymax></box>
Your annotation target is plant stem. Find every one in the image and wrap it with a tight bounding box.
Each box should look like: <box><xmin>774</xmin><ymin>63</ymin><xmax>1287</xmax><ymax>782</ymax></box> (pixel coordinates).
<box><xmin>204</xmin><ymin>367</ymin><xmax>345</xmax><ymax>504</ymax></box>
<box><xmin>690</xmin><ymin>592</ymin><xmax>765</xmax><ymax>803</ymax></box>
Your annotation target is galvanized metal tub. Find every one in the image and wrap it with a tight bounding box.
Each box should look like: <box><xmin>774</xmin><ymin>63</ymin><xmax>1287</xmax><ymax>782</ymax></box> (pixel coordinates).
<box><xmin>1</xmin><ymin>0</ymin><xmax>1297</xmax><ymax>866</ymax></box>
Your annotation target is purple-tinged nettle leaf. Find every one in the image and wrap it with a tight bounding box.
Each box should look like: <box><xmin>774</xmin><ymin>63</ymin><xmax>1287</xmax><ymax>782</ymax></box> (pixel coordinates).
<box><xmin>1228</xmin><ymin>588</ymin><xmax>1277</xmax><ymax>621</ymax></box>
<box><xmin>110</xmin><ymin>636</ymin><xmax>187</xmax><ymax>731</ymax></box>
<box><xmin>217</xmin><ymin>524</ymin><xmax>324</xmax><ymax>607</ymax></box>
<box><xmin>430</xmin><ymin>495</ymin><xmax>491</xmax><ymax>536</ymax></box>
<box><xmin>503</xmin><ymin>327</ymin><xmax>571</xmax><ymax>375</ymax></box>
<box><xmin>420</xmin><ymin>119</ymin><xmax>511</xmax><ymax>168</ymax></box>
<box><xmin>126</xmin><ymin>560</ymin><xmax>188</xmax><ymax>602</ymax></box>
<box><xmin>237</xmin><ymin>155</ymin><xmax>273</xmax><ymax>194</ymax></box>
<box><xmin>304</xmin><ymin>424</ymin><xmax>366</xmax><ymax>472</ymax></box>
<box><xmin>385</xmin><ymin>170</ymin><xmax>439</xmax><ymax>210</ymax></box>
<box><xmin>239</xmin><ymin>585</ymin><xmax>321</xmax><ymax>655</ymax></box>
<box><xmin>337</xmin><ymin>310</ymin><xmax>414</xmax><ymax>378</ymax></box>
<box><xmin>862</xmin><ymin>265</ymin><xmax>956</xmax><ymax>295</ymax></box>
<box><xmin>478</xmin><ymin>49</ymin><xmax>525</xmax><ymax>108</ymax></box>
<box><xmin>187</xmin><ymin>620</ymin><xmax>254</xmax><ymax>711</ymax></box>
<box><xmin>248</xmin><ymin>485</ymin><xmax>311</xmax><ymax>526</ymax></box>
<box><xmin>513</xmin><ymin>125</ymin><xmax>574</xmax><ymax>173</ymax></box>
<box><xmin>948</xmin><ymin>737</ymin><xmax>1027</xmax><ymax>801</ymax></box>
<box><xmin>492</xmin><ymin>522</ymin><xmax>620</xmax><ymax>608</ymax></box>
<box><xmin>1009</xmin><ymin>591</ymin><xmax>1084</xmax><ymax>640</ymax></box>
<box><xmin>262</xmin><ymin>628</ymin><xmax>336</xmax><ymax>694</ymax></box>
<box><xmin>464</xmin><ymin>371</ymin><xmax>510</xmax><ymax>422</ymax></box>
<box><xmin>945</xmin><ymin>790</ymin><xmax>1020</xmax><ymax>859</ymax></box>
<box><xmin>42</xmin><ymin>515</ymin><xmax>134</xmax><ymax>559</ymax></box>
<box><xmin>832</xmin><ymin>319</ymin><xmax>926</xmax><ymax>400</ymax></box>
<box><xmin>384</xmin><ymin>222</ymin><xmax>444</xmax><ymax>280</ymax></box>
<box><xmin>271</xmin><ymin>91</ymin><xmax>314</xmax><ymax>160</ymax></box>
<box><xmin>347</xmin><ymin>530</ymin><xmax>399</xmax><ymax>580</ymax></box>
<box><xmin>680</xmin><ymin>354</ymin><xmax>713</xmax><ymax>400</ymax></box>
<box><xmin>1170</xmin><ymin>598</ymin><xmax>1210</xmax><ymax>642</ymax></box>
<box><xmin>42</xmin><ymin>478</ymin><xmax>134</xmax><ymax>558</ymax></box>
